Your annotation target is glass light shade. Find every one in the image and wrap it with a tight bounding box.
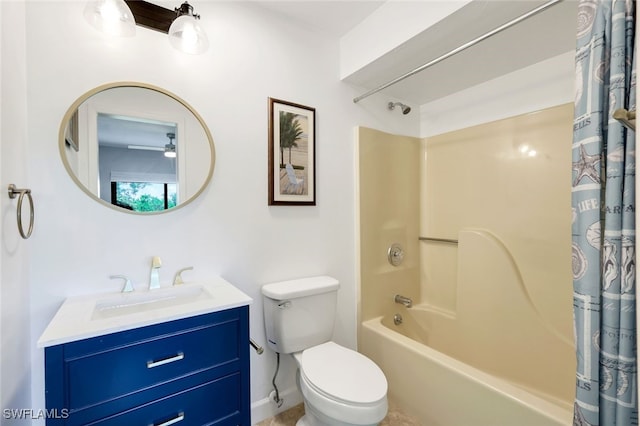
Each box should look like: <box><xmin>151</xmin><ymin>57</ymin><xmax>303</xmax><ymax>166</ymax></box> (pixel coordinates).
<box><xmin>168</xmin><ymin>15</ymin><xmax>209</xmax><ymax>55</ymax></box>
<box><xmin>164</xmin><ymin>143</ymin><xmax>176</xmax><ymax>158</ymax></box>
<box><xmin>83</xmin><ymin>0</ymin><xmax>136</xmax><ymax>37</ymax></box>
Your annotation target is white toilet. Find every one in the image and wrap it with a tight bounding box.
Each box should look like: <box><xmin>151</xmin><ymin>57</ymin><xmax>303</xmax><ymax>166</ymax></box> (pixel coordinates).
<box><xmin>262</xmin><ymin>276</ymin><xmax>388</xmax><ymax>426</ymax></box>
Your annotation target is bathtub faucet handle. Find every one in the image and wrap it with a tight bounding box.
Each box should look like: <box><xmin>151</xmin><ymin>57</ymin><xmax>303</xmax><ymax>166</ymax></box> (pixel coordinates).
<box><xmin>394</xmin><ymin>294</ymin><xmax>413</xmax><ymax>308</ymax></box>
<box><xmin>387</xmin><ymin>243</ymin><xmax>405</xmax><ymax>266</ymax></box>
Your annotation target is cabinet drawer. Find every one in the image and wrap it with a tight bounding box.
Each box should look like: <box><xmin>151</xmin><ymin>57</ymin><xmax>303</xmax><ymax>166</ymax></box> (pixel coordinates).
<box><xmin>87</xmin><ymin>372</ymin><xmax>242</xmax><ymax>426</ymax></box>
<box><xmin>65</xmin><ymin>315</ymin><xmax>240</xmax><ymax>410</ymax></box>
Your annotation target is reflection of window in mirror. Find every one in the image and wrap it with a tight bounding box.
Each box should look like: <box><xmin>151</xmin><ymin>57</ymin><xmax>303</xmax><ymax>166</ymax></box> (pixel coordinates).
<box><xmin>96</xmin><ymin>113</ymin><xmax>178</xmax><ymax>207</ymax></box>
<box><xmin>111</xmin><ymin>181</ymin><xmax>178</xmax><ymax>212</ymax></box>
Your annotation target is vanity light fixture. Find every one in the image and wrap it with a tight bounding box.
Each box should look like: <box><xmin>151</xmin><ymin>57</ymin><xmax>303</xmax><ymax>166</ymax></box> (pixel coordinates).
<box><xmin>86</xmin><ymin>0</ymin><xmax>209</xmax><ymax>54</ymax></box>
<box><xmin>168</xmin><ymin>2</ymin><xmax>209</xmax><ymax>55</ymax></box>
<box><xmin>164</xmin><ymin>133</ymin><xmax>177</xmax><ymax>158</ymax></box>
<box><xmin>83</xmin><ymin>0</ymin><xmax>136</xmax><ymax>37</ymax></box>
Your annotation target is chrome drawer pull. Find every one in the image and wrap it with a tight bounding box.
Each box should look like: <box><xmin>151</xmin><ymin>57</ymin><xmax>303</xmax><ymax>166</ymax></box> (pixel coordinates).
<box><xmin>147</xmin><ymin>352</ymin><xmax>184</xmax><ymax>368</ymax></box>
<box><xmin>151</xmin><ymin>412</ymin><xmax>184</xmax><ymax>426</ymax></box>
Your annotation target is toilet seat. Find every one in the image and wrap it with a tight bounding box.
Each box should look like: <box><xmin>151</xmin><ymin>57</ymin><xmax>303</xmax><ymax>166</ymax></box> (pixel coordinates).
<box><xmin>300</xmin><ymin>341</ymin><xmax>387</xmax><ymax>404</ymax></box>
<box><xmin>294</xmin><ymin>342</ymin><xmax>388</xmax><ymax>425</ymax></box>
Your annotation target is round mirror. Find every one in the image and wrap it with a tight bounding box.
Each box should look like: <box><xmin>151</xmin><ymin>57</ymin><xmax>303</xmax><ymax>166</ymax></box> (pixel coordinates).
<box><xmin>59</xmin><ymin>82</ymin><xmax>215</xmax><ymax>214</ymax></box>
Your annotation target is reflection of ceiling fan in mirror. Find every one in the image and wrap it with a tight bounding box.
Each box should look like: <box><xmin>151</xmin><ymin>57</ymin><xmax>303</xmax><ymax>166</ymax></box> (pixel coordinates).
<box><xmin>127</xmin><ymin>132</ymin><xmax>177</xmax><ymax>158</ymax></box>
<box><xmin>164</xmin><ymin>133</ymin><xmax>176</xmax><ymax>158</ymax></box>
<box><xmin>98</xmin><ymin>112</ymin><xmax>177</xmax><ymax>155</ymax></box>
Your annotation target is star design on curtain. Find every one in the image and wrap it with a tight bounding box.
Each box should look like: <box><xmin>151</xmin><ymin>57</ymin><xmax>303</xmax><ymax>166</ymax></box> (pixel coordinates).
<box><xmin>573</xmin><ymin>402</ymin><xmax>594</xmax><ymax>426</ymax></box>
<box><xmin>573</xmin><ymin>144</ymin><xmax>601</xmax><ymax>186</ymax></box>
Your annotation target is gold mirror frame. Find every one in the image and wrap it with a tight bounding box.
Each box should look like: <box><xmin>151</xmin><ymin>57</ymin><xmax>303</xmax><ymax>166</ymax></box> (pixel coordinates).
<box><xmin>58</xmin><ymin>82</ymin><xmax>216</xmax><ymax>215</ymax></box>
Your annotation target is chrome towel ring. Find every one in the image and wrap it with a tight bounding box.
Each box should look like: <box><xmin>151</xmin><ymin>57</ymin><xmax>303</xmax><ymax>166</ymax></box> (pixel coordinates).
<box><xmin>8</xmin><ymin>184</ymin><xmax>34</xmax><ymax>239</ymax></box>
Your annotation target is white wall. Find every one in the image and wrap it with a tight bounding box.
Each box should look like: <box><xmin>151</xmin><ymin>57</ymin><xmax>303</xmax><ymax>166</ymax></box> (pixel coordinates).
<box><xmin>20</xmin><ymin>1</ymin><xmax>417</xmax><ymax>423</ymax></box>
<box><xmin>1</xmin><ymin>0</ymin><xmax>4</xmax><ymax>413</ymax></box>
<box><xmin>420</xmin><ymin>50</ymin><xmax>575</xmax><ymax>137</ymax></box>
<box><xmin>1</xmin><ymin>0</ymin><xmax>33</xmax><ymax>423</ymax></box>
<box><xmin>340</xmin><ymin>0</ymin><xmax>470</xmax><ymax>79</ymax></box>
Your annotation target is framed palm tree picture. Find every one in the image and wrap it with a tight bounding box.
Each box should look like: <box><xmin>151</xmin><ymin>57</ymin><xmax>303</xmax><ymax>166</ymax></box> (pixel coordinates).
<box><xmin>268</xmin><ymin>97</ymin><xmax>316</xmax><ymax>205</ymax></box>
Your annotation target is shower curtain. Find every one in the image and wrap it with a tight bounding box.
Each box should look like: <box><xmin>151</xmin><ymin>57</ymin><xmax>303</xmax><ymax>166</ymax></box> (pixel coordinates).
<box><xmin>572</xmin><ymin>1</ymin><xmax>637</xmax><ymax>425</ymax></box>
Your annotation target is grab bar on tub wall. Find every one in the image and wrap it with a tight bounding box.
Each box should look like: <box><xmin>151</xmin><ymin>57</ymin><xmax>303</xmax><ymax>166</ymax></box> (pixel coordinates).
<box><xmin>8</xmin><ymin>184</ymin><xmax>34</xmax><ymax>239</ymax></box>
<box><xmin>419</xmin><ymin>236</ymin><xmax>458</xmax><ymax>244</ymax></box>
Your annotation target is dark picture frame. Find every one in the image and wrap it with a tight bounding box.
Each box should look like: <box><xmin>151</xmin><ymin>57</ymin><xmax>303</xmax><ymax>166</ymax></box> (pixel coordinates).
<box><xmin>268</xmin><ymin>98</ymin><xmax>316</xmax><ymax>205</ymax></box>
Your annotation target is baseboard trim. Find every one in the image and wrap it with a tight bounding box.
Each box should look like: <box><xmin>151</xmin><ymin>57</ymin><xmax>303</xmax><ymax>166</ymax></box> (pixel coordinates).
<box><xmin>251</xmin><ymin>386</ymin><xmax>303</xmax><ymax>425</ymax></box>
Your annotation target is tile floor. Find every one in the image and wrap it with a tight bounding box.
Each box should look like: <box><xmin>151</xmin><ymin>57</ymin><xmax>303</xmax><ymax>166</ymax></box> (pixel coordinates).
<box><xmin>256</xmin><ymin>400</ymin><xmax>422</xmax><ymax>426</ymax></box>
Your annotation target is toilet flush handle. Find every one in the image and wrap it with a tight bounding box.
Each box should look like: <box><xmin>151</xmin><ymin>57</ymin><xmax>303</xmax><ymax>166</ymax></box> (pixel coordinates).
<box><xmin>278</xmin><ymin>301</ymin><xmax>292</xmax><ymax>309</ymax></box>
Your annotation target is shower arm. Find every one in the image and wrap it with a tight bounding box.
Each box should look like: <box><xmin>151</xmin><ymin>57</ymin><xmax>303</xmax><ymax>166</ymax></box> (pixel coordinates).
<box><xmin>352</xmin><ymin>0</ymin><xmax>564</xmax><ymax>104</ymax></box>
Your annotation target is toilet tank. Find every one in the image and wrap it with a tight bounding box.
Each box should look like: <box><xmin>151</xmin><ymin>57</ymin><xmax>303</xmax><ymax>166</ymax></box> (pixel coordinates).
<box><xmin>262</xmin><ymin>276</ymin><xmax>340</xmax><ymax>354</ymax></box>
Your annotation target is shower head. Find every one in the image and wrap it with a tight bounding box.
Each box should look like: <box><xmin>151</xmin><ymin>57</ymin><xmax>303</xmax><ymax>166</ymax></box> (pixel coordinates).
<box><xmin>388</xmin><ymin>101</ymin><xmax>411</xmax><ymax>115</ymax></box>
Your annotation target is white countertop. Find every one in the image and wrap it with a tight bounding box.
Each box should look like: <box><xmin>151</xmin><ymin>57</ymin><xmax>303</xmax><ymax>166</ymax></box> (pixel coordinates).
<box><xmin>37</xmin><ymin>277</ymin><xmax>253</xmax><ymax>348</ymax></box>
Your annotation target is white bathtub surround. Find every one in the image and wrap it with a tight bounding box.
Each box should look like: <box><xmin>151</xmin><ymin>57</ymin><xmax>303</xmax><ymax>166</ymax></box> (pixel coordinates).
<box><xmin>361</xmin><ymin>317</ymin><xmax>572</xmax><ymax>426</ymax></box>
<box><xmin>357</xmin><ymin>103</ymin><xmax>575</xmax><ymax>424</ymax></box>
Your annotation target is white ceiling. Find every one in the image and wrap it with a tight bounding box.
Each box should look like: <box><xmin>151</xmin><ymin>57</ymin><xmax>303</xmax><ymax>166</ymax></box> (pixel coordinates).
<box><xmin>104</xmin><ymin>1</ymin><xmax>578</xmax><ymax>147</ymax></box>
<box><xmin>255</xmin><ymin>1</ymin><xmax>386</xmax><ymax>38</ymax></box>
<box><xmin>98</xmin><ymin>1</ymin><xmax>388</xmax><ymax>150</ymax></box>
<box><xmin>258</xmin><ymin>0</ymin><xmax>578</xmax><ymax>106</ymax></box>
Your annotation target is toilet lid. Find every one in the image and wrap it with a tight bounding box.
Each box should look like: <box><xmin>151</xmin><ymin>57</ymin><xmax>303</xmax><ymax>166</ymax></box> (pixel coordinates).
<box><xmin>300</xmin><ymin>342</ymin><xmax>387</xmax><ymax>404</ymax></box>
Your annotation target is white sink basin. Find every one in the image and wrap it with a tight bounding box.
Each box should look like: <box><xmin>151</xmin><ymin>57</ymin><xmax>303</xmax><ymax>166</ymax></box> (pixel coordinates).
<box><xmin>37</xmin><ymin>278</ymin><xmax>252</xmax><ymax>348</ymax></box>
<box><xmin>91</xmin><ymin>285</ymin><xmax>211</xmax><ymax>320</ymax></box>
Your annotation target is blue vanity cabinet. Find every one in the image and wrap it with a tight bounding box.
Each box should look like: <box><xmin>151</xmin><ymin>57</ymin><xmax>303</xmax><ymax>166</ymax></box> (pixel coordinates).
<box><xmin>44</xmin><ymin>306</ymin><xmax>250</xmax><ymax>425</ymax></box>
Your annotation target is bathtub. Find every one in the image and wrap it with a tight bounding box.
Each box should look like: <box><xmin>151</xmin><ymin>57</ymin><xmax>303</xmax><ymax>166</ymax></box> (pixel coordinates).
<box><xmin>360</xmin><ymin>316</ymin><xmax>573</xmax><ymax>426</ymax></box>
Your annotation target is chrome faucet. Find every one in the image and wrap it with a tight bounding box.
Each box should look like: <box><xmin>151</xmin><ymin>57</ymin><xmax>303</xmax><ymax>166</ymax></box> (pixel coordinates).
<box><xmin>173</xmin><ymin>266</ymin><xmax>194</xmax><ymax>286</ymax></box>
<box><xmin>394</xmin><ymin>294</ymin><xmax>413</xmax><ymax>308</ymax></box>
<box><xmin>110</xmin><ymin>275</ymin><xmax>134</xmax><ymax>293</ymax></box>
<box><xmin>149</xmin><ymin>256</ymin><xmax>162</xmax><ymax>290</ymax></box>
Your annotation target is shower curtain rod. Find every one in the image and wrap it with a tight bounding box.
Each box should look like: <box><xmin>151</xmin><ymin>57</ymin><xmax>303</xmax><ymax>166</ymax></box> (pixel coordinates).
<box><xmin>352</xmin><ymin>0</ymin><xmax>564</xmax><ymax>104</ymax></box>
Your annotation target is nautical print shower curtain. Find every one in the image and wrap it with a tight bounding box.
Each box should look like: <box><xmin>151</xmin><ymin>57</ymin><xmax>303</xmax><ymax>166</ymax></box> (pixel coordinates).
<box><xmin>572</xmin><ymin>0</ymin><xmax>637</xmax><ymax>425</ymax></box>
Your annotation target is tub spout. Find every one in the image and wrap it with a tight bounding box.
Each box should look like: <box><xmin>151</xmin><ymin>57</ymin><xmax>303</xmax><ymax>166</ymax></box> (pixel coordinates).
<box><xmin>394</xmin><ymin>294</ymin><xmax>412</xmax><ymax>308</ymax></box>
